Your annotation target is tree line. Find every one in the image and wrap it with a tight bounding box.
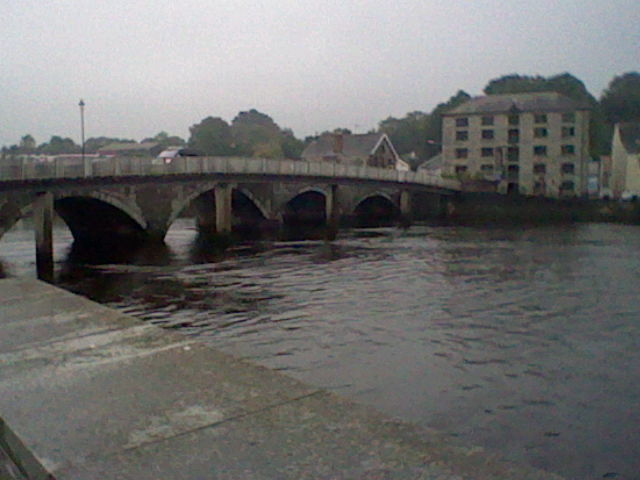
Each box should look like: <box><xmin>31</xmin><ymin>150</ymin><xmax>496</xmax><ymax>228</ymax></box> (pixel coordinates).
<box><xmin>3</xmin><ymin>72</ymin><xmax>639</xmax><ymax>166</ymax></box>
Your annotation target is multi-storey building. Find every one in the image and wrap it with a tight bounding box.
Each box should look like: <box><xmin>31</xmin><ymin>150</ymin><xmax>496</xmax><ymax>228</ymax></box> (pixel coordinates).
<box><xmin>442</xmin><ymin>92</ymin><xmax>591</xmax><ymax>197</ymax></box>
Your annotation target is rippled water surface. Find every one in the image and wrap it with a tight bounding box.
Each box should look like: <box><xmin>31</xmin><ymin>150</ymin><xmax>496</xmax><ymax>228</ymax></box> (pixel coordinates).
<box><xmin>2</xmin><ymin>220</ymin><xmax>639</xmax><ymax>480</ymax></box>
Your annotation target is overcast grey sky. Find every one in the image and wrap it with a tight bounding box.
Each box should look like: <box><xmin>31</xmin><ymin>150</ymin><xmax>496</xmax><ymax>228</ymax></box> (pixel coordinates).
<box><xmin>1</xmin><ymin>0</ymin><xmax>638</xmax><ymax>147</ymax></box>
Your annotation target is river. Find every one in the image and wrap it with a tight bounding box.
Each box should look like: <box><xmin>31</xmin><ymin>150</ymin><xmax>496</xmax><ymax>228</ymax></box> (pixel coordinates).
<box><xmin>1</xmin><ymin>219</ymin><xmax>639</xmax><ymax>480</ymax></box>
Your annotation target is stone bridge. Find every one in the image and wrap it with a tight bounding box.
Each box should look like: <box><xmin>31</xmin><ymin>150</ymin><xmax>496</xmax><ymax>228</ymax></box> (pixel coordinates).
<box><xmin>0</xmin><ymin>156</ymin><xmax>459</xmax><ymax>279</ymax></box>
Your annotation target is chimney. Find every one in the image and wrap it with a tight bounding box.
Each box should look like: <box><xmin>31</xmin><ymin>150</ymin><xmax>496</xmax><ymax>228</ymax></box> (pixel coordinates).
<box><xmin>333</xmin><ymin>133</ymin><xmax>344</xmax><ymax>154</ymax></box>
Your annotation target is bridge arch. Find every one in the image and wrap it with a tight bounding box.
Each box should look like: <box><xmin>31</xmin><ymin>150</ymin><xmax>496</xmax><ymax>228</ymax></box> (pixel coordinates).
<box><xmin>276</xmin><ymin>187</ymin><xmax>328</xmax><ymax>222</ymax></box>
<box><xmin>57</xmin><ymin>190</ymin><xmax>147</xmax><ymax>230</ymax></box>
<box><xmin>0</xmin><ymin>196</ymin><xmax>36</xmax><ymax>242</ymax></box>
<box><xmin>281</xmin><ymin>189</ymin><xmax>328</xmax><ymax>229</ymax></box>
<box><xmin>165</xmin><ymin>181</ymin><xmax>218</xmax><ymax>230</ymax></box>
<box><xmin>352</xmin><ymin>191</ymin><xmax>396</xmax><ymax>210</ymax></box>
<box><xmin>0</xmin><ymin>191</ymin><xmax>147</xmax><ymax>244</ymax></box>
<box><xmin>167</xmin><ymin>183</ymin><xmax>271</xmax><ymax>236</ymax></box>
<box><xmin>352</xmin><ymin>192</ymin><xmax>401</xmax><ymax>227</ymax></box>
<box><xmin>232</xmin><ymin>187</ymin><xmax>270</xmax><ymax>220</ymax></box>
<box><xmin>54</xmin><ymin>193</ymin><xmax>147</xmax><ymax>244</ymax></box>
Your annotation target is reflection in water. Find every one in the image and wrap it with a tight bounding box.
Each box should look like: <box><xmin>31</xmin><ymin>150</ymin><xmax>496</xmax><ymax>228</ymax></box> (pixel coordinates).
<box><xmin>1</xmin><ymin>220</ymin><xmax>640</xmax><ymax>479</ymax></box>
<box><xmin>63</xmin><ymin>238</ymin><xmax>173</xmax><ymax>267</ymax></box>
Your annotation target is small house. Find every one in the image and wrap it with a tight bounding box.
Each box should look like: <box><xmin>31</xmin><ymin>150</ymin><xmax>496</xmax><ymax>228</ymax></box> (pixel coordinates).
<box><xmin>610</xmin><ymin>123</ymin><xmax>640</xmax><ymax>200</ymax></box>
<box><xmin>301</xmin><ymin>133</ymin><xmax>409</xmax><ymax>171</ymax></box>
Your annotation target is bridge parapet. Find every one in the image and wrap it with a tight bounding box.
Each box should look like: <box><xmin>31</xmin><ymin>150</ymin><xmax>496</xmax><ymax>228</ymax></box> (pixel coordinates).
<box><xmin>0</xmin><ymin>156</ymin><xmax>460</xmax><ymax>191</ymax></box>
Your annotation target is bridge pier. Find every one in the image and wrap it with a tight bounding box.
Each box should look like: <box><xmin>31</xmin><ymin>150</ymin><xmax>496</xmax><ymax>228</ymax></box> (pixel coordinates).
<box><xmin>215</xmin><ymin>183</ymin><xmax>234</xmax><ymax>234</ymax></box>
<box><xmin>440</xmin><ymin>194</ymin><xmax>455</xmax><ymax>218</ymax></box>
<box><xmin>33</xmin><ymin>192</ymin><xmax>54</xmax><ymax>283</ymax></box>
<box><xmin>400</xmin><ymin>189</ymin><xmax>412</xmax><ymax>227</ymax></box>
<box><xmin>325</xmin><ymin>184</ymin><xmax>339</xmax><ymax>240</ymax></box>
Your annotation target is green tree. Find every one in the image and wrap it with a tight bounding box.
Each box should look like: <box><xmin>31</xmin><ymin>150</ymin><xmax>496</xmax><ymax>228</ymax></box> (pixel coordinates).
<box><xmin>142</xmin><ymin>131</ymin><xmax>186</xmax><ymax>148</ymax></box>
<box><xmin>483</xmin><ymin>72</ymin><xmax>596</xmax><ymax>104</ymax></box>
<box><xmin>188</xmin><ymin>117</ymin><xmax>235</xmax><ymax>155</ymax></box>
<box><xmin>231</xmin><ymin>109</ymin><xmax>282</xmax><ymax>156</ymax></box>
<box><xmin>281</xmin><ymin>128</ymin><xmax>305</xmax><ymax>159</ymax></box>
<box><xmin>19</xmin><ymin>134</ymin><xmax>36</xmax><ymax>153</ymax></box>
<box><xmin>379</xmin><ymin>111</ymin><xmax>429</xmax><ymax>158</ymax></box>
<box><xmin>600</xmin><ymin>72</ymin><xmax>640</xmax><ymax>124</ymax></box>
<box><xmin>38</xmin><ymin>136</ymin><xmax>79</xmax><ymax>154</ymax></box>
<box><xmin>423</xmin><ymin>90</ymin><xmax>472</xmax><ymax>159</ymax></box>
<box><xmin>84</xmin><ymin>137</ymin><xmax>136</xmax><ymax>154</ymax></box>
<box><xmin>376</xmin><ymin>90</ymin><xmax>471</xmax><ymax>165</ymax></box>
<box><xmin>252</xmin><ymin>139</ymin><xmax>284</xmax><ymax>158</ymax></box>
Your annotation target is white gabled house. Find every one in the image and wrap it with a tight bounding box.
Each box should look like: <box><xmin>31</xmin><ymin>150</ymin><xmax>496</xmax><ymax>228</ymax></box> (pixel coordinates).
<box><xmin>302</xmin><ymin>132</ymin><xmax>409</xmax><ymax>171</ymax></box>
<box><xmin>610</xmin><ymin>123</ymin><xmax>640</xmax><ymax>200</ymax></box>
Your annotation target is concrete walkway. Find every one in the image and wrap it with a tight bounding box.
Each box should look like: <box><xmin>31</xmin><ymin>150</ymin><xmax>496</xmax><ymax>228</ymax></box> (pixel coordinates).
<box><xmin>0</xmin><ymin>278</ymin><xmax>563</xmax><ymax>480</ymax></box>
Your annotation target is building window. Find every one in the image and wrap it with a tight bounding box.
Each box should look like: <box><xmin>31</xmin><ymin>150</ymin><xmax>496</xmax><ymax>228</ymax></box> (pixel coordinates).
<box><xmin>534</xmin><ymin>114</ymin><xmax>547</xmax><ymax>123</ymax></box>
<box><xmin>507</xmin><ymin>164</ymin><xmax>519</xmax><ymax>180</ymax></box>
<box><xmin>508</xmin><ymin>115</ymin><xmax>520</xmax><ymax>125</ymax></box>
<box><xmin>561</xmin><ymin>163</ymin><xmax>575</xmax><ymax>174</ymax></box>
<box><xmin>560</xmin><ymin>180</ymin><xmax>575</xmax><ymax>194</ymax></box>
<box><xmin>455</xmin><ymin>165</ymin><xmax>468</xmax><ymax>174</ymax></box>
<box><xmin>534</xmin><ymin>127</ymin><xmax>548</xmax><ymax>138</ymax></box>
<box><xmin>481</xmin><ymin>147</ymin><xmax>494</xmax><ymax>157</ymax></box>
<box><xmin>455</xmin><ymin>148</ymin><xmax>468</xmax><ymax>159</ymax></box>
<box><xmin>562</xmin><ymin>126</ymin><xmax>575</xmax><ymax>137</ymax></box>
<box><xmin>508</xmin><ymin>129</ymin><xmax>519</xmax><ymax>143</ymax></box>
<box><xmin>533</xmin><ymin>163</ymin><xmax>546</xmax><ymax>174</ymax></box>
<box><xmin>533</xmin><ymin>145</ymin><xmax>547</xmax><ymax>156</ymax></box>
<box><xmin>455</xmin><ymin>117</ymin><xmax>469</xmax><ymax>127</ymax></box>
<box><xmin>562</xmin><ymin>113</ymin><xmax>575</xmax><ymax>123</ymax></box>
<box><xmin>481</xmin><ymin>129</ymin><xmax>494</xmax><ymax>140</ymax></box>
<box><xmin>507</xmin><ymin>146</ymin><xmax>519</xmax><ymax>162</ymax></box>
<box><xmin>561</xmin><ymin>144</ymin><xmax>575</xmax><ymax>155</ymax></box>
<box><xmin>480</xmin><ymin>164</ymin><xmax>494</xmax><ymax>173</ymax></box>
<box><xmin>481</xmin><ymin>116</ymin><xmax>494</xmax><ymax>126</ymax></box>
<box><xmin>456</xmin><ymin>130</ymin><xmax>468</xmax><ymax>141</ymax></box>
<box><xmin>533</xmin><ymin>181</ymin><xmax>546</xmax><ymax>195</ymax></box>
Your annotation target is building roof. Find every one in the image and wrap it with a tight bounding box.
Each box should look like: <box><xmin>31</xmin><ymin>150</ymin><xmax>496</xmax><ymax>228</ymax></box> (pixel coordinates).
<box><xmin>445</xmin><ymin>92</ymin><xmax>591</xmax><ymax>116</ymax></box>
<box><xmin>617</xmin><ymin>123</ymin><xmax>640</xmax><ymax>154</ymax></box>
<box><xmin>98</xmin><ymin>142</ymin><xmax>159</xmax><ymax>153</ymax></box>
<box><xmin>417</xmin><ymin>153</ymin><xmax>443</xmax><ymax>171</ymax></box>
<box><xmin>302</xmin><ymin>133</ymin><xmax>391</xmax><ymax>159</ymax></box>
<box><xmin>157</xmin><ymin>147</ymin><xmax>201</xmax><ymax>158</ymax></box>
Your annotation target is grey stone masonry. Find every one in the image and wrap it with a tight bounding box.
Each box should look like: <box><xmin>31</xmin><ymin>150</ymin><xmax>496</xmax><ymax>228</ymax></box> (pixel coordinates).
<box><xmin>0</xmin><ymin>278</ymin><xmax>564</xmax><ymax>480</ymax></box>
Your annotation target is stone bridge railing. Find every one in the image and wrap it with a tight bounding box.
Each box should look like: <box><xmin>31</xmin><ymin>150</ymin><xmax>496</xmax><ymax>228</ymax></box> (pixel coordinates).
<box><xmin>0</xmin><ymin>156</ymin><xmax>460</xmax><ymax>191</ymax></box>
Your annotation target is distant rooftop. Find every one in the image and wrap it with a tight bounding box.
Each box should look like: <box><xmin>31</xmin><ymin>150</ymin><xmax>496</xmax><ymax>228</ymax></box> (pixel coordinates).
<box><xmin>446</xmin><ymin>92</ymin><xmax>591</xmax><ymax>116</ymax></box>
<box><xmin>618</xmin><ymin>123</ymin><xmax>640</xmax><ymax>154</ymax></box>
<box><xmin>417</xmin><ymin>153</ymin><xmax>443</xmax><ymax>171</ymax></box>
<box><xmin>302</xmin><ymin>133</ymin><xmax>390</xmax><ymax>159</ymax></box>
<box><xmin>98</xmin><ymin>142</ymin><xmax>159</xmax><ymax>152</ymax></box>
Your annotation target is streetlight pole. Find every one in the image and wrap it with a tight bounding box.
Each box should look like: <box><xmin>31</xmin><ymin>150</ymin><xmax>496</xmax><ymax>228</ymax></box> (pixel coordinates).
<box><xmin>79</xmin><ymin>99</ymin><xmax>87</xmax><ymax>175</ymax></box>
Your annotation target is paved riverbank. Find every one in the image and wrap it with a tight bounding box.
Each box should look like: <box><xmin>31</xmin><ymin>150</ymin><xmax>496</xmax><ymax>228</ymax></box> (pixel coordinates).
<box><xmin>0</xmin><ymin>278</ymin><xmax>563</xmax><ymax>479</ymax></box>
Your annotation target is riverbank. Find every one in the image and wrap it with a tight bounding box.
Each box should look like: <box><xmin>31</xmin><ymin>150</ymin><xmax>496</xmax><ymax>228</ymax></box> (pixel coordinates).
<box><xmin>449</xmin><ymin>192</ymin><xmax>640</xmax><ymax>225</ymax></box>
<box><xmin>0</xmin><ymin>277</ymin><xmax>563</xmax><ymax>479</ymax></box>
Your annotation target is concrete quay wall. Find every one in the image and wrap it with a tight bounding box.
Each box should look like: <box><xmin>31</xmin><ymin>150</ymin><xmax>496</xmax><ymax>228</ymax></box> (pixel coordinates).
<box><xmin>0</xmin><ymin>278</ymin><xmax>563</xmax><ymax>480</ymax></box>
